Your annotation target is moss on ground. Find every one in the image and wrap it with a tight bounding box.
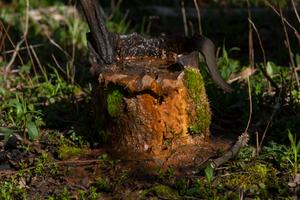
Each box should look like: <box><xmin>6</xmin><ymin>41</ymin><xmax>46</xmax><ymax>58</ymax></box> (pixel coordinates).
<box><xmin>184</xmin><ymin>68</ymin><xmax>211</xmax><ymax>135</ymax></box>
<box><xmin>58</xmin><ymin>144</ymin><xmax>83</xmax><ymax>160</ymax></box>
<box><xmin>141</xmin><ymin>184</ymin><xmax>180</xmax><ymax>199</ymax></box>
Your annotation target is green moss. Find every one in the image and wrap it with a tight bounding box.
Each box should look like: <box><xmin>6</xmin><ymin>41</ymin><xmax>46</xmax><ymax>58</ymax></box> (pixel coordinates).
<box><xmin>141</xmin><ymin>185</ymin><xmax>180</xmax><ymax>200</ymax></box>
<box><xmin>94</xmin><ymin>177</ymin><xmax>111</xmax><ymax>192</ymax></box>
<box><xmin>57</xmin><ymin>144</ymin><xmax>83</xmax><ymax>160</ymax></box>
<box><xmin>224</xmin><ymin>163</ymin><xmax>278</xmax><ymax>197</ymax></box>
<box><xmin>106</xmin><ymin>88</ymin><xmax>123</xmax><ymax>117</ymax></box>
<box><xmin>184</xmin><ymin>68</ymin><xmax>211</xmax><ymax>135</ymax></box>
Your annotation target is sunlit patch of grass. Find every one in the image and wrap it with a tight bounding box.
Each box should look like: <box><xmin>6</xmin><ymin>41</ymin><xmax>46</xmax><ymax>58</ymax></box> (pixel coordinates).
<box><xmin>34</xmin><ymin>152</ymin><xmax>57</xmax><ymax>175</ymax></box>
<box><xmin>0</xmin><ymin>181</ymin><xmax>27</xmax><ymax>200</ymax></box>
<box><xmin>57</xmin><ymin>144</ymin><xmax>83</xmax><ymax>160</ymax></box>
<box><xmin>141</xmin><ymin>184</ymin><xmax>180</xmax><ymax>200</ymax></box>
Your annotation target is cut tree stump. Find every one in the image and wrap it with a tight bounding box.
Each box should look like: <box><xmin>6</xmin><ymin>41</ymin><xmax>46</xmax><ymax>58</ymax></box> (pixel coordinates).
<box><xmin>79</xmin><ymin>0</ymin><xmax>232</xmax><ymax>173</ymax></box>
<box><xmin>92</xmin><ymin>34</ymin><xmax>221</xmax><ymax>172</ymax></box>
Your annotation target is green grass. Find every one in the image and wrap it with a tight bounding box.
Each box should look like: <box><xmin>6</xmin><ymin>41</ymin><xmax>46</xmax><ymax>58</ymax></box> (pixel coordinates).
<box><xmin>57</xmin><ymin>144</ymin><xmax>83</xmax><ymax>160</ymax></box>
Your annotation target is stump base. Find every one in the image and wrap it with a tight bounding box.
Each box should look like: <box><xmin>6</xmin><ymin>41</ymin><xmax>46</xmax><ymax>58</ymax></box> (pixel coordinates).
<box><xmin>94</xmin><ymin>57</ymin><xmax>216</xmax><ymax>170</ymax></box>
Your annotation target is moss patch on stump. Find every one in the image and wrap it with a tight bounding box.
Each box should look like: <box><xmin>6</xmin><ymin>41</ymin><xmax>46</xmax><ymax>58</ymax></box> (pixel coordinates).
<box><xmin>106</xmin><ymin>87</ymin><xmax>124</xmax><ymax>118</ymax></box>
<box><xmin>184</xmin><ymin>68</ymin><xmax>211</xmax><ymax>135</ymax></box>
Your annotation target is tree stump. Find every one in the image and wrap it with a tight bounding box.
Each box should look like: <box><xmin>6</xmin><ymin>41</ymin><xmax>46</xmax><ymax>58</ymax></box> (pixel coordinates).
<box><xmin>92</xmin><ymin>34</ymin><xmax>216</xmax><ymax>171</ymax></box>
<box><xmin>79</xmin><ymin>0</ymin><xmax>232</xmax><ymax>172</ymax></box>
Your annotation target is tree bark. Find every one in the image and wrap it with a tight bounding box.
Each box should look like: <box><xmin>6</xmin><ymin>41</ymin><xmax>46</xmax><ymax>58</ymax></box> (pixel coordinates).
<box><xmin>79</xmin><ymin>0</ymin><xmax>116</xmax><ymax>65</ymax></box>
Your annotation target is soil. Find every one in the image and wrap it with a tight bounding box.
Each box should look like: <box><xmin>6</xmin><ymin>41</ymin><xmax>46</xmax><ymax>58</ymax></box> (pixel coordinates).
<box><xmin>0</xmin><ymin>132</ymin><xmax>233</xmax><ymax>199</ymax></box>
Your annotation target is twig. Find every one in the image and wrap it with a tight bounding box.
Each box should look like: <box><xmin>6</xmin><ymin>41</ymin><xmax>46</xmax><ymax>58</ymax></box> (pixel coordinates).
<box><xmin>193</xmin><ymin>0</ymin><xmax>202</xmax><ymax>35</ymax></box>
<box><xmin>0</xmin><ymin>22</ymin><xmax>6</xmax><ymax>52</ymax></box>
<box><xmin>256</xmin><ymin>131</ymin><xmax>259</xmax><ymax>155</ymax></box>
<box><xmin>279</xmin><ymin>7</ymin><xmax>300</xmax><ymax>94</ymax></box>
<box><xmin>259</xmin><ymin>92</ymin><xmax>281</xmax><ymax>149</ymax></box>
<box><xmin>4</xmin><ymin>0</ymin><xmax>30</xmax><ymax>79</ymax></box>
<box><xmin>247</xmin><ymin>1</ymin><xmax>254</xmax><ymax>69</ymax></box>
<box><xmin>265</xmin><ymin>1</ymin><xmax>300</xmax><ymax>45</ymax></box>
<box><xmin>208</xmin><ymin>2</ymin><xmax>253</xmax><ymax>163</ymax></box>
<box><xmin>30</xmin><ymin>45</ymin><xmax>48</xmax><ymax>81</ymax></box>
<box><xmin>0</xmin><ymin>22</ymin><xmax>24</xmax><ymax>66</ymax></box>
<box><xmin>245</xmin><ymin>0</ymin><xmax>253</xmax><ymax>134</ymax></box>
<box><xmin>248</xmin><ymin>19</ymin><xmax>279</xmax><ymax>91</ymax></box>
<box><xmin>1</xmin><ymin>44</ymin><xmax>43</xmax><ymax>55</ymax></box>
<box><xmin>0</xmin><ymin>159</ymin><xmax>103</xmax><ymax>178</ymax></box>
<box><xmin>108</xmin><ymin>0</ymin><xmax>124</xmax><ymax>21</ymax></box>
<box><xmin>245</xmin><ymin>77</ymin><xmax>253</xmax><ymax>134</ymax></box>
<box><xmin>291</xmin><ymin>0</ymin><xmax>300</xmax><ymax>26</ymax></box>
<box><xmin>207</xmin><ymin>2</ymin><xmax>254</xmax><ymax>166</ymax></box>
<box><xmin>0</xmin><ymin>170</ymin><xmax>16</xmax><ymax>177</ymax></box>
<box><xmin>265</xmin><ymin>1</ymin><xmax>298</xmax><ymax>33</ymax></box>
<box><xmin>22</xmin><ymin>0</ymin><xmax>38</xmax><ymax>79</ymax></box>
<box><xmin>23</xmin><ymin>0</ymin><xmax>29</xmax><ymax>38</ymax></box>
<box><xmin>69</xmin><ymin>6</ymin><xmax>77</xmax><ymax>84</ymax></box>
<box><xmin>4</xmin><ymin>39</ymin><xmax>25</xmax><ymax>79</ymax></box>
<box><xmin>188</xmin><ymin>20</ymin><xmax>194</xmax><ymax>35</ymax></box>
<box><xmin>180</xmin><ymin>0</ymin><xmax>189</xmax><ymax>37</ymax></box>
<box><xmin>4</xmin><ymin>0</ymin><xmax>28</xmax><ymax>75</ymax></box>
<box><xmin>45</xmin><ymin>33</ymin><xmax>71</xmax><ymax>58</ymax></box>
<box><xmin>210</xmin><ymin>132</ymin><xmax>249</xmax><ymax>169</ymax></box>
<box><xmin>24</xmin><ymin>39</ymin><xmax>38</xmax><ymax>77</ymax></box>
<box><xmin>227</xmin><ymin>67</ymin><xmax>257</xmax><ymax>84</ymax></box>
<box><xmin>55</xmin><ymin>159</ymin><xmax>101</xmax><ymax>165</ymax></box>
<box><xmin>51</xmin><ymin>54</ymin><xmax>67</xmax><ymax>75</ymax></box>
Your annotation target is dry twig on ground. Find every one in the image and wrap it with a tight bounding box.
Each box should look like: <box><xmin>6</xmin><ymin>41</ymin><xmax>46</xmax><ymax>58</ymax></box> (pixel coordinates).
<box><xmin>210</xmin><ymin>132</ymin><xmax>249</xmax><ymax>169</ymax></box>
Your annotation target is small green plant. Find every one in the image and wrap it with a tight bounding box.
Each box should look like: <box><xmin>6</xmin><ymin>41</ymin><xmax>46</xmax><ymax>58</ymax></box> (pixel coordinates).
<box><xmin>68</xmin><ymin>129</ymin><xmax>86</xmax><ymax>147</ymax></box>
<box><xmin>89</xmin><ymin>186</ymin><xmax>101</xmax><ymax>200</ymax></box>
<box><xmin>48</xmin><ymin>187</ymin><xmax>71</xmax><ymax>200</ymax></box>
<box><xmin>3</xmin><ymin>95</ymin><xmax>43</xmax><ymax>140</ymax></box>
<box><xmin>186</xmin><ymin>179</ymin><xmax>202</xmax><ymax>196</ymax></box>
<box><xmin>98</xmin><ymin>153</ymin><xmax>116</xmax><ymax>166</ymax></box>
<box><xmin>94</xmin><ymin>177</ymin><xmax>111</xmax><ymax>192</ymax></box>
<box><xmin>175</xmin><ymin>178</ymin><xmax>189</xmax><ymax>195</ymax></box>
<box><xmin>0</xmin><ymin>181</ymin><xmax>27</xmax><ymax>200</ymax></box>
<box><xmin>260</xmin><ymin>141</ymin><xmax>289</xmax><ymax>169</ymax></box>
<box><xmin>98</xmin><ymin>153</ymin><xmax>110</xmax><ymax>163</ymax></box>
<box><xmin>60</xmin><ymin>187</ymin><xmax>71</xmax><ymax>200</ymax></box>
<box><xmin>204</xmin><ymin>164</ymin><xmax>214</xmax><ymax>186</ymax></box>
<box><xmin>217</xmin><ymin>45</ymin><xmax>240</xmax><ymax>80</ymax></box>
<box><xmin>34</xmin><ymin>152</ymin><xmax>50</xmax><ymax>175</ymax></box>
<box><xmin>0</xmin><ymin>127</ymin><xmax>15</xmax><ymax>141</ymax></box>
<box><xmin>287</xmin><ymin>130</ymin><xmax>300</xmax><ymax>176</ymax></box>
<box><xmin>106</xmin><ymin>10</ymin><xmax>132</xmax><ymax>34</ymax></box>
